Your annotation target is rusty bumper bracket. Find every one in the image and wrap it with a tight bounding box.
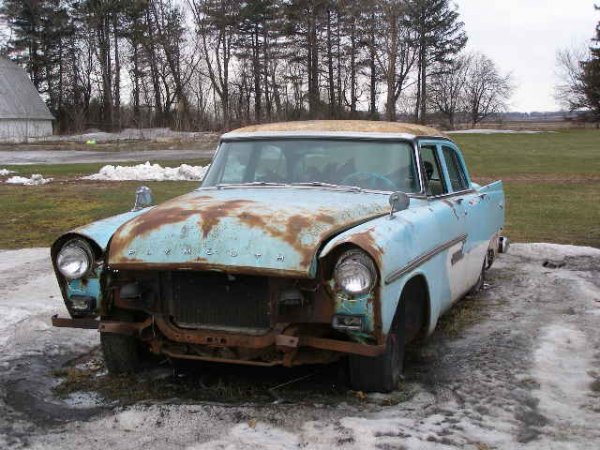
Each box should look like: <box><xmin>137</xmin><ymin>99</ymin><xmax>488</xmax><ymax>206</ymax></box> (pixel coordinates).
<box><xmin>52</xmin><ymin>315</ymin><xmax>99</xmax><ymax>329</ymax></box>
<box><xmin>99</xmin><ymin>318</ymin><xmax>153</xmax><ymax>336</ymax></box>
<box><xmin>299</xmin><ymin>336</ymin><xmax>385</xmax><ymax>357</ymax></box>
<box><xmin>52</xmin><ymin>315</ymin><xmax>153</xmax><ymax>337</ymax></box>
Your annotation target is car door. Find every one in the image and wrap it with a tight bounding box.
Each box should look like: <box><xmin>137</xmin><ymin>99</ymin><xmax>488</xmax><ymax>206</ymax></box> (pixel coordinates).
<box><xmin>418</xmin><ymin>141</ymin><xmax>469</xmax><ymax>310</ymax></box>
<box><xmin>438</xmin><ymin>143</ymin><xmax>488</xmax><ymax>296</ymax></box>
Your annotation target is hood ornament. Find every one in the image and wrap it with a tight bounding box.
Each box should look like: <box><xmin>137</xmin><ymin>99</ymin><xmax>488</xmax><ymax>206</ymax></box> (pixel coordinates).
<box><xmin>132</xmin><ymin>186</ymin><xmax>154</xmax><ymax>211</ymax></box>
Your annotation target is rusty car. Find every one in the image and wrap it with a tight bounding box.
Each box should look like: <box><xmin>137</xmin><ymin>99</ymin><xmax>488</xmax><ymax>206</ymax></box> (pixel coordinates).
<box><xmin>51</xmin><ymin>120</ymin><xmax>509</xmax><ymax>392</ymax></box>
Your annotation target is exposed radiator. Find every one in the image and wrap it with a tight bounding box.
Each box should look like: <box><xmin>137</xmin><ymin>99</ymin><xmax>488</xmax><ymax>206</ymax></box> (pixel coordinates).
<box><xmin>167</xmin><ymin>272</ymin><xmax>271</xmax><ymax>330</ymax></box>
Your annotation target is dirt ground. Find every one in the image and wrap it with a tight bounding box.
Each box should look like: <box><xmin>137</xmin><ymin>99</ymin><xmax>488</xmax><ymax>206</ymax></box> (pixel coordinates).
<box><xmin>0</xmin><ymin>244</ymin><xmax>599</xmax><ymax>449</ymax></box>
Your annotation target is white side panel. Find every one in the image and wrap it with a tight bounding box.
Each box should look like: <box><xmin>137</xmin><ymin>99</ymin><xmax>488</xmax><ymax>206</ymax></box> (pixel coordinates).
<box><xmin>0</xmin><ymin>119</ymin><xmax>53</xmax><ymax>142</ymax></box>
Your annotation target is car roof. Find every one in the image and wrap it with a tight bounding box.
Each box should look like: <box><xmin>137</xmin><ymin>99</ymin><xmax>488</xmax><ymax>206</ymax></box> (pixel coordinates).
<box><xmin>222</xmin><ymin>120</ymin><xmax>448</xmax><ymax>140</ymax></box>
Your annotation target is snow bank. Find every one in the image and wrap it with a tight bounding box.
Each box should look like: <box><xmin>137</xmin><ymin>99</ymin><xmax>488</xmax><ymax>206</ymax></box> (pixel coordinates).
<box><xmin>0</xmin><ymin>168</ymin><xmax>15</xmax><ymax>176</ymax></box>
<box><xmin>448</xmin><ymin>129</ymin><xmax>546</xmax><ymax>134</ymax></box>
<box><xmin>83</xmin><ymin>161</ymin><xmax>209</xmax><ymax>182</ymax></box>
<box><xmin>4</xmin><ymin>174</ymin><xmax>53</xmax><ymax>185</ymax></box>
<box><xmin>27</xmin><ymin>128</ymin><xmax>219</xmax><ymax>143</ymax></box>
<box><xmin>511</xmin><ymin>242</ymin><xmax>600</xmax><ymax>260</ymax></box>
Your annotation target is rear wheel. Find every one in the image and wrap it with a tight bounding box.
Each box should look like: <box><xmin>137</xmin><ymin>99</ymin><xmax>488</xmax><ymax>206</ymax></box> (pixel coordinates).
<box><xmin>348</xmin><ymin>302</ymin><xmax>407</xmax><ymax>393</ymax></box>
<box><xmin>469</xmin><ymin>259</ymin><xmax>487</xmax><ymax>296</ymax></box>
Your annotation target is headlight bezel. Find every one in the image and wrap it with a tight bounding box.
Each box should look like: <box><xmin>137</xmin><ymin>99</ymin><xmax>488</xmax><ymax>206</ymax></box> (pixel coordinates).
<box><xmin>56</xmin><ymin>238</ymin><xmax>95</xmax><ymax>280</ymax></box>
<box><xmin>333</xmin><ymin>249</ymin><xmax>377</xmax><ymax>297</ymax></box>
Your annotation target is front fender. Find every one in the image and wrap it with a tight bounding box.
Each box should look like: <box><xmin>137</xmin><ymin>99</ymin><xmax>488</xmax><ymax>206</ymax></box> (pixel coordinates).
<box><xmin>319</xmin><ymin>202</ymin><xmax>441</xmax><ymax>334</ymax></box>
<box><xmin>51</xmin><ymin>208</ymin><xmax>153</xmax><ymax>318</ymax></box>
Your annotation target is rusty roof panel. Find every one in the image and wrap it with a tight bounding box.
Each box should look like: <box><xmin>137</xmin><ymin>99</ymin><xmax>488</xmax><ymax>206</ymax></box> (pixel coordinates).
<box><xmin>228</xmin><ymin>120</ymin><xmax>445</xmax><ymax>137</ymax></box>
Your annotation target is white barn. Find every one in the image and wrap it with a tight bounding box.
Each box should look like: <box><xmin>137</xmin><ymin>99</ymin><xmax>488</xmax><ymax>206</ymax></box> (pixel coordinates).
<box><xmin>0</xmin><ymin>58</ymin><xmax>54</xmax><ymax>141</ymax></box>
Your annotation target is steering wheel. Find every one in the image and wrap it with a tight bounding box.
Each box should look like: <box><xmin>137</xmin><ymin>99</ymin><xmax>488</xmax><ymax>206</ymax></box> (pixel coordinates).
<box><xmin>341</xmin><ymin>172</ymin><xmax>397</xmax><ymax>191</ymax></box>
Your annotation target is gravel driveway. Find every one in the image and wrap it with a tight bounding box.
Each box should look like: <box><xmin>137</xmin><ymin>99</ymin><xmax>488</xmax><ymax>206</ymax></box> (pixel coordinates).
<box><xmin>0</xmin><ymin>244</ymin><xmax>598</xmax><ymax>449</ymax></box>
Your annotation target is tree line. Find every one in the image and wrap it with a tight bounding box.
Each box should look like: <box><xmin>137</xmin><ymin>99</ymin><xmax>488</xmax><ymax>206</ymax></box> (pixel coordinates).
<box><xmin>555</xmin><ymin>4</ymin><xmax>600</xmax><ymax>123</ymax></box>
<box><xmin>0</xmin><ymin>0</ymin><xmax>514</xmax><ymax>132</ymax></box>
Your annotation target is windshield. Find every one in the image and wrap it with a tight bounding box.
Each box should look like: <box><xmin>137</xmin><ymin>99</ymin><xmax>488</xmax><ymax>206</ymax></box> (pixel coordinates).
<box><xmin>202</xmin><ymin>139</ymin><xmax>420</xmax><ymax>193</ymax></box>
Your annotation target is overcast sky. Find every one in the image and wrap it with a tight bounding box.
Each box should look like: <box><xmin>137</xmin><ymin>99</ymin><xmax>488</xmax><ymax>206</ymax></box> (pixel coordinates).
<box><xmin>457</xmin><ymin>0</ymin><xmax>598</xmax><ymax>112</ymax></box>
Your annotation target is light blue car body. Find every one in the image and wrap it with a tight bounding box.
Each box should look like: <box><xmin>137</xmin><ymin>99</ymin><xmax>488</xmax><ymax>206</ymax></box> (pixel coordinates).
<box><xmin>53</xmin><ymin>128</ymin><xmax>505</xmax><ymax>350</ymax></box>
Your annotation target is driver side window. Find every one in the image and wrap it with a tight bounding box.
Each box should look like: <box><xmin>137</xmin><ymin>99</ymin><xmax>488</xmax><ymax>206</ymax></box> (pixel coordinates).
<box><xmin>420</xmin><ymin>145</ymin><xmax>447</xmax><ymax>196</ymax></box>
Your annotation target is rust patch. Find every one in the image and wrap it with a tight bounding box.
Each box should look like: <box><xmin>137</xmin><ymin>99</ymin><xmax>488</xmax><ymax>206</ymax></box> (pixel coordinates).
<box><xmin>442</xmin><ymin>199</ymin><xmax>460</xmax><ymax>220</ymax></box>
<box><xmin>198</xmin><ymin>199</ymin><xmax>254</xmax><ymax>238</ymax></box>
<box><xmin>347</xmin><ymin>229</ymin><xmax>384</xmax><ymax>267</ymax></box>
<box><xmin>109</xmin><ymin>205</ymin><xmax>189</xmax><ymax>257</ymax></box>
<box><xmin>109</xmin><ymin>196</ymin><xmax>255</xmax><ymax>257</ymax></box>
<box><xmin>237</xmin><ymin>210</ymin><xmax>332</xmax><ymax>268</ymax></box>
<box><xmin>314</xmin><ymin>212</ymin><xmax>336</xmax><ymax>224</ymax></box>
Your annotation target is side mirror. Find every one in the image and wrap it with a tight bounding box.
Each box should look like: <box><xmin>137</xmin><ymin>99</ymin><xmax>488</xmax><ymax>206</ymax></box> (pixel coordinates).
<box><xmin>389</xmin><ymin>191</ymin><xmax>410</xmax><ymax>219</ymax></box>
<box><xmin>132</xmin><ymin>186</ymin><xmax>154</xmax><ymax>211</ymax></box>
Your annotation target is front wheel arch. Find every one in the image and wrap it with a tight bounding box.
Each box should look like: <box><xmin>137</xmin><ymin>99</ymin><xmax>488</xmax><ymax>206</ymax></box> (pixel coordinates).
<box><xmin>396</xmin><ymin>274</ymin><xmax>430</xmax><ymax>343</ymax></box>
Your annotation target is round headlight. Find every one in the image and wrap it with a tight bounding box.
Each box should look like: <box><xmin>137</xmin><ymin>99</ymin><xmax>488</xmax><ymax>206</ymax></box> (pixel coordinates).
<box><xmin>334</xmin><ymin>250</ymin><xmax>377</xmax><ymax>296</ymax></box>
<box><xmin>56</xmin><ymin>240</ymin><xmax>93</xmax><ymax>279</ymax></box>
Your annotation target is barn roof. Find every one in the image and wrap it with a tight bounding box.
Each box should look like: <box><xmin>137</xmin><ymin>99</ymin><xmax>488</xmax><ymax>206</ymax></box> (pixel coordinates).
<box><xmin>0</xmin><ymin>58</ymin><xmax>54</xmax><ymax>121</ymax></box>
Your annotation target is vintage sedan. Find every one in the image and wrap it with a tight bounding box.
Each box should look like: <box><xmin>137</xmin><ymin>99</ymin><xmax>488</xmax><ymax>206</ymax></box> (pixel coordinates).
<box><xmin>51</xmin><ymin>121</ymin><xmax>508</xmax><ymax>392</ymax></box>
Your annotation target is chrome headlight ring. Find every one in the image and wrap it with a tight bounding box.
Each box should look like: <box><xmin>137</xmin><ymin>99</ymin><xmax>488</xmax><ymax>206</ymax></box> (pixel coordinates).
<box><xmin>56</xmin><ymin>239</ymin><xmax>95</xmax><ymax>280</ymax></box>
<box><xmin>333</xmin><ymin>249</ymin><xmax>377</xmax><ymax>296</ymax></box>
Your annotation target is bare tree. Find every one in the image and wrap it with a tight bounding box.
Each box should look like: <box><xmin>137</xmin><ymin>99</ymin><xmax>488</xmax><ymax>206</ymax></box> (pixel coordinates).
<box><xmin>555</xmin><ymin>7</ymin><xmax>600</xmax><ymax>125</ymax></box>
<box><xmin>555</xmin><ymin>46</ymin><xmax>590</xmax><ymax>111</ymax></box>
<box><xmin>429</xmin><ymin>54</ymin><xmax>470</xmax><ymax>129</ymax></box>
<box><xmin>189</xmin><ymin>0</ymin><xmax>238</xmax><ymax>129</ymax></box>
<box><xmin>463</xmin><ymin>53</ymin><xmax>513</xmax><ymax>126</ymax></box>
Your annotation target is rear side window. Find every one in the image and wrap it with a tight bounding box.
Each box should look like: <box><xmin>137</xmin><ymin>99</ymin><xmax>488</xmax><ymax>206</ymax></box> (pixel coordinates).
<box><xmin>442</xmin><ymin>146</ymin><xmax>469</xmax><ymax>192</ymax></box>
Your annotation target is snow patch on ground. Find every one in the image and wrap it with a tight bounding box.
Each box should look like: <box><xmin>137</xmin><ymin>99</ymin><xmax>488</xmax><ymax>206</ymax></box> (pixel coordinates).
<box><xmin>533</xmin><ymin>324</ymin><xmax>595</xmax><ymax>429</ymax></box>
<box><xmin>4</xmin><ymin>174</ymin><xmax>53</xmax><ymax>185</ymax></box>
<box><xmin>21</xmin><ymin>127</ymin><xmax>219</xmax><ymax>144</ymax></box>
<box><xmin>189</xmin><ymin>422</ymin><xmax>300</xmax><ymax>450</ymax></box>
<box><xmin>1</xmin><ymin>243</ymin><xmax>599</xmax><ymax>449</ymax></box>
<box><xmin>63</xmin><ymin>391</ymin><xmax>105</xmax><ymax>409</ymax></box>
<box><xmin>0</xmin><ymin>249</ymin><xmax>63</xmax><ymax>351</ymax></box>
<box><xmin>82</xmin><ymin>161</ymin><xmax>209</xmax><ymax>181</ymax></box>
<box><xmin>0</xmin><ymin>168</ymin><xmax>15</xmax><ymax>176</ymax></box>
<box><xmin>511</xmin><ymin>242</ymin><xmax>600</xmax><ymax>260</ymax></box>
<box><xmin>447</xmin><ymin>129</ymin><xmax>547</xmax><ymax>134</ymax></box>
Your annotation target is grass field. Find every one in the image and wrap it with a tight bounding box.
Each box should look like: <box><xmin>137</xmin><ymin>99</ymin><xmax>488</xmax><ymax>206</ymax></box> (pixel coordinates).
<box><xmin>0</xmin><ymin>130</ymin><xmax>598</xmax><ymax>249</ymax></box>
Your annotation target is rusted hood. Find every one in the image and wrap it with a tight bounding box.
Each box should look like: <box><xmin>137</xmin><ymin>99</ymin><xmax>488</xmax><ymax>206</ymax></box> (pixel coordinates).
<box><xmin>107</xmin><ymin>188</ymin><xmax>390</xmax><ymax>277</ymax></box>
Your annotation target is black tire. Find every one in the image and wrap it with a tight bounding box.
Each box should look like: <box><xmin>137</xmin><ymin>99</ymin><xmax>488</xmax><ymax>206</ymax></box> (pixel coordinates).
<box><xmin>348</xmin><ymin>302</ymin><xmax>406</xmax><ymax>393</ymax></box>
<box><xmin>100</xmin><ymin>309</ymin><xmax>143</xmax><ymax>374</ymax></box>
<box><xmin>469</xmin><ymin>259</ymin><xmax>487</xmax><ymax>296</ymax></box>
<box><xmin>100</xmin><ymin>332</ymin><xmax>142</xmax><ymax>374</ymax></box>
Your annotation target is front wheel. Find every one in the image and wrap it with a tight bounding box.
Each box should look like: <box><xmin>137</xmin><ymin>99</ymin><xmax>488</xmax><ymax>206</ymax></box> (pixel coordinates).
<box><xmin>100</xmin><ymin>332</ymin><xmax>142</xmax><ymax>374</ymax></box>
<box><xmin>348</xmin><ymin>303</ymin><xmax>406</xmax><ymax>393</ymax></box>
<box><xmin>348</xmin><ymin>334</ymin><xmax>405</xmax><ymax>393</ymax></box>
<box><xmin>100</xmin><ymin>309</ymin><xmax>144</xmax><ymax>374</ymax></box>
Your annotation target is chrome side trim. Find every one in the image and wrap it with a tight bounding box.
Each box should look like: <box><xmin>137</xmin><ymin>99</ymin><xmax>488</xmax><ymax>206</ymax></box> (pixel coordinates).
<box><xmin>384</xmin><ymin>233</ymin><xmax>468</xmax><ymax>285</ymax></box>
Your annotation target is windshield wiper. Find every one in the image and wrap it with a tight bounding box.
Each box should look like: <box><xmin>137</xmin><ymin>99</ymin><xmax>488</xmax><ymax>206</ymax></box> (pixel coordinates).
<box><xmin>290</xmin><ymin>182</ymin><xmax>363</xmax><ymax>192</ymax></box>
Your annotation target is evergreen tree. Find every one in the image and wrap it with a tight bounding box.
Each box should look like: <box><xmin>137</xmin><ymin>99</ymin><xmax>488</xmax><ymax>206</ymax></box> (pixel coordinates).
<box><xmin>580</xmin><ymin>5</ymin><xmax>600</xmax><ymax>121</ymax></box>
<box><xmin>405</xmin><ymin>0</ymin><xmax>467</xmax><ymax>123</ymax></box>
